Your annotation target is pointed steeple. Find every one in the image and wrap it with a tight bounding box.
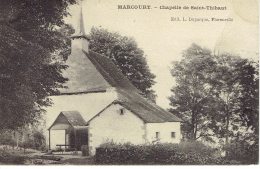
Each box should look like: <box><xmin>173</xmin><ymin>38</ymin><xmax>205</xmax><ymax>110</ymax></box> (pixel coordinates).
<box><xmin>71</xmin><ymin>0</ymin><xmax>88</xmax><ymax>39</ymax></box>
<box><xmin>70</xmin><ymin>0</ymin><xmax>89</xmax><ymax>53</ymax></box>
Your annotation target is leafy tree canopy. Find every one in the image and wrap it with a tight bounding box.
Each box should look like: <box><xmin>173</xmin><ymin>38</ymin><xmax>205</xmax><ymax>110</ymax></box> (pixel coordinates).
<box><xmin>169</xmin><ymin>44</ymin><xmax>258</xmax><ymax>145</ymax></box>
<box><xmin>0</xmin><ymin>0</ymin><xmax>77</xmax><ymax>130</ymax></box>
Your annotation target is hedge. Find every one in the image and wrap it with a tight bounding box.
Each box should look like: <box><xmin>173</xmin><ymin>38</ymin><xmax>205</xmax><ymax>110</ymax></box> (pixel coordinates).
<box><xmin>95</xmin><ymin>141</ymin><xmax>240</xmax><ymax>165</ymax></box>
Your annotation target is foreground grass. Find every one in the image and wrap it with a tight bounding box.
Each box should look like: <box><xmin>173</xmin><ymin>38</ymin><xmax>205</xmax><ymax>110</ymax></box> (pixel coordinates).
<box><xmin>0</xmin><ymin>146</ymin><xmax>95</xmax><ymax>165</ymax></box>
<box><xmin>0</xmin><ymin>148</ymin><xmax>27</xmax><ymax>164</ymax></box>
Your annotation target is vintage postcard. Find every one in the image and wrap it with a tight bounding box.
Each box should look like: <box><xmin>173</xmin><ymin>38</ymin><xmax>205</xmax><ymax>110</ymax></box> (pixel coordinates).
<box><xmin>0</xmin><ymin>0</ymin><xmax>259</xmax><ymax>165</ymax></box>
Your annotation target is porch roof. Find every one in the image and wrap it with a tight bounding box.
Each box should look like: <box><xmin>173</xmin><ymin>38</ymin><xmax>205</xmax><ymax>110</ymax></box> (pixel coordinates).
<box><xmin>48</xmin><ymin>111</ymin><xmax>87</xmax><ymax>130</ymax></box>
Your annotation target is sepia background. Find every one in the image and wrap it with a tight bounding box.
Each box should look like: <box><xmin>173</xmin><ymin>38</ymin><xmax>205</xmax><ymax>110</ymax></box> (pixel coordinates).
<box><xmin>66</xmin><ymin>0</ymin><xmax>259</xmax><ymax>109</ymax></box>
<box><xmin>0</xmin><ymin>0</ymin><xmax>258</xmax><ymax>166</ymax></box>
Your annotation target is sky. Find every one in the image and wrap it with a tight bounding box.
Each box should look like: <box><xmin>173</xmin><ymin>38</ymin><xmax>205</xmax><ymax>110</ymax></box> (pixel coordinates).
<box><xmin>65</xmin><ymin>0</ymin><xmax>258</xmax><ymax>109</ymax></box>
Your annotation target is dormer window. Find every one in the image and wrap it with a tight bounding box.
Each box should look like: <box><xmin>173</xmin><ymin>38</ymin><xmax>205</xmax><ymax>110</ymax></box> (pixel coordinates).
<box><xmin>120</xmin><ymin>108</ymin><xmax>125</xmax><ymax>115</ymax></box>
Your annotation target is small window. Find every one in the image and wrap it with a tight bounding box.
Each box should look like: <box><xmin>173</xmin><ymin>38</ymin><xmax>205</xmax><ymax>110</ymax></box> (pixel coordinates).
<box><xmin>120</xmin><ymin>108</ymin><xmax>125</xmax><ymax>115</ymax></box>
<box><xmin>171</xmin><ymin>132</ymin><xmax>176</xmax><ymax>138</ymax></box>
<box><xmin>155</xmin><ymin>132</ymin><xmax>160</xmax><ymax>139</ymax></box>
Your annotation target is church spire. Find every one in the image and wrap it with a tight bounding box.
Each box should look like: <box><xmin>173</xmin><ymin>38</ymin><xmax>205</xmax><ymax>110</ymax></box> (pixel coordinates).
<box><xmin>70</xmin><ymin>0</ymin><xmax>89</xmax><ymax>53</ymax></box>
<box><xmin>71</xmin><ymin>0</ymin><xmax>88</xmax><ymax>39</ymax></box>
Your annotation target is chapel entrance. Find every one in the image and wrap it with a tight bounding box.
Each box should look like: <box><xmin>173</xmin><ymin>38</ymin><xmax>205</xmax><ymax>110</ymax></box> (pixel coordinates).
<box><xmin>68</xmin><ymin>127</ymin><xmax>88</xmax><ymax>150</ymax></box>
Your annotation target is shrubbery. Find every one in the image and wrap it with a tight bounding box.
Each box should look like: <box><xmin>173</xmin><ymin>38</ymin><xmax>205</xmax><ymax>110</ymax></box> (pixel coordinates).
<box><xmin>0</xmin><ymin>131</ymin><xmax>16</xmax><ymax>147</ymax></box>
<box><xmin>225</xmin><ymin>139</ymin><xmax>259</xmax><ymax>164</ymax></box>
<box><xmin>32</xmin><ymin>131</ymin><xmax>46</xmax><ymax>151</ymax></box>
<box><xmin>95</xmin><ymin>141</ymin><xmax>239</xmax><ymax>165</ymax></box>
<box><xmin>0</xmin><ymin>130</ymin><xmax>46</xmax><ymax>151</ymax></box>
<box><xmin>0</xmin><ymin>149</ymin><xmax>25</xmax><ymax>164</ymax></box>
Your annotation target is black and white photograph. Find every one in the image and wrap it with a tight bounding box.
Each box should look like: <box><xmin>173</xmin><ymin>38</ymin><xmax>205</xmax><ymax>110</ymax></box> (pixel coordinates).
<box><xmin>0</xmin><ymin>0</ymin><xmax>259</xmax><ymax>166</ymax></box>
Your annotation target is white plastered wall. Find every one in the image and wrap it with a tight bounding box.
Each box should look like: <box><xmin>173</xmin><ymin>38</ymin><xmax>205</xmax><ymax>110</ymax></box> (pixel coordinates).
<box><xmin>49</xmin><ymin>130</ymin><xmax>66</xmax><ymax>149</ymax></box>
<box><xmin>145</xmin><ymin>122</ymin><xmax>181</xmax><ymax>144</ymax></box>
<box><xmin>88</xmin><ymin>104</ymin><xmax>146</xmax><ymax>155</ymax></box>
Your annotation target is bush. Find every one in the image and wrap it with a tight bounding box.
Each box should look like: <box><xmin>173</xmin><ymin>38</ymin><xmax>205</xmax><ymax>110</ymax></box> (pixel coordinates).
<box><xmin>95</xmin><ymin>141</ymin><xmax>239</xmax><ymax>165</ymax></box>
<box><xmin>0</xmin><ymin>131</ymin><xmax>16</xmax><ymax>147</ymax></box>
<box><xmin>32</xmin><ymin>131</ymin><xmax>46</xmax><ymax>150</ymax></box>
<box><xmin>0</xmin><ymin>129</ymin><xmax>46</xmax><ymax>150</ymax></box>
<box><xmin>224</xmin><ymin>139</ymin><xmax>258</xmax><ymax>164</ymax></box>
<box><xmin>81</xmin><ymin>145</ymin><xmax>89</xmax><ymax>156</ymax></box>
<box><xmin>21</xmin><ymin>139</ymin><xmax>34</xmax><ymax>150</ymax></box>
<box><xmin>0</xmin><ymin>149</ymin><xmax>25</xmax><ymax>164</ymax></box>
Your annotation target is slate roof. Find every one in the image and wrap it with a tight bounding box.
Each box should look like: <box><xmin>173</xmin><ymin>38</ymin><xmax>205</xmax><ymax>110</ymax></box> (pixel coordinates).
<box><xmin>48</xmin><ymin>111</ymin><xmax>87</xmax><ymax>130</ymax></box>
<box><xmin>59</xmin><ymin>50</ymin><xmax>141</xmax><ymax>94</ymax></box>
<box><xmin>60</xmin><ymin>111</ymin><xmax>87</xmax><ymax>126</ymax></box>
<box><xmin>84</xmin><ymin>50</ymin><xmax>140</xmax><ymax>93</ymax></box>
<box><xmin>59</xmin><ymin>49</ymin><xmax>111</xmax><ymax>94</ymax></box>
<box><xmin>87</xmin><ymin>88</ymin><xmax>182</xmax><ymax>124</ymax></box>
<box><xmin>116</xmin><ymin>89</ymin><xmax>182</xmax><ymax>122</ymax></box>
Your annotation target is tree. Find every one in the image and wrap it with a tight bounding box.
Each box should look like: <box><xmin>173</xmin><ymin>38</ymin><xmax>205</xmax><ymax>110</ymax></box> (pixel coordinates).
<box><xmin>208</xmin><ymin>55</ymin><xmax>258</xmax><ymax>148</ymax></box>
<box><xmin>0</xmin><ymin>0</ymin><xmax>77</xmax><ymax>130</ymax></box>
<box><xmin>169</xmin><ymin>44</ymin><xmax>259</xmax><ymax>149</ymax></box>
<box><xmin>211</xmin><ymin>54</ymin><xmax>246</xmax><ymax>146</ymax></box>
<box><xmin>169</xmin><ymin>44</ymin><xmax>219</xmax><ymax>141</ymax></box>
<box><xmin>88</xmin><ymin>27</ymin><xmax>156</xmax><ymax>102</ymax></box>
<box><xmin>236</xmin><ymin>60</ymin><xmax>259</xmax><ymax>134</ymax></box>
<box><xmin>223</xmin><ymin>59</ymin><xmax>259</xmax><ymax>160</ymax></box>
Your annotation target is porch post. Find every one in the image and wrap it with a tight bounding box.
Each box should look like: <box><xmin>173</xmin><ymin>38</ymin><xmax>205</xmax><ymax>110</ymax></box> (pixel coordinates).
<box><xmin>48</xmin><ymin>129</ymin><xmax>51</xmax><ymax>150</ymax></box>
<box><xmin>65</xmin><ymin>130</ymin><xmax>67</xmax><ymax>150</ymax></box>
<box><xmin>74</xmin><ymin>128</ymin><xmax>77</xmax><ymax>150</ymax></box>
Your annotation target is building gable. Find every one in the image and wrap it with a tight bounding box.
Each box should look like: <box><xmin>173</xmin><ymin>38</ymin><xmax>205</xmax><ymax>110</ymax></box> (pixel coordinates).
<box><xmin>87</xmin><ymin>102</ymin><xmax>145</xmax><ymax>125</ymax></box>
<box><xmin>48</xmin><ymin>111</ymin><xmax>86</xmax><ymax>130</ymax></box>
<box><xmin>48</xmin><ymin>113</ymin><xmax>71</xmax><ymax>130</ymax></box>
<box><xmin>87</xmin><ymin>86</ymin><xmax>183</xmax><ymax>124</ymax></box>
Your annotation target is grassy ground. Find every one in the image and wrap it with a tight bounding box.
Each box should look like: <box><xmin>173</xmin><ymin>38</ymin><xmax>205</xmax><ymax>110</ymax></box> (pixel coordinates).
<box><xmin>0</xmin><ymin>147</ymin><xmax>28</xmax><ymax>164</ymax></box>
<box><xmin>0</xmin><ymin>145</ymin><xmax>95</xmax><ymax>165</ymax></box>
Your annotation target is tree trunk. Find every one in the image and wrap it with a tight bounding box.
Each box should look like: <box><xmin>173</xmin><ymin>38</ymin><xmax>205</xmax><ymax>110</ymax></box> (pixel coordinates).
<box><xmin>225</xmin><ymin>104</ymin><xmax>230</xmax><ymax>157</ymax></box>
<box><xmin>225</xmin><ymin>113</ymin><xmax>230</xmax><ymax>145</ymax></box>
<box><xmin>16</xmin><ymin>134</ymin><xmax>19</xmax><ymax>148</ymax></box>
<box><xmin>194</xmin><ymin>122</ymin><xmax>198</xmax><ymax>140</ymax></box>
<box><xmin>191</xmin><ymin>110</ymin><xmax>197</xmax><ymax>140</ymax></box>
